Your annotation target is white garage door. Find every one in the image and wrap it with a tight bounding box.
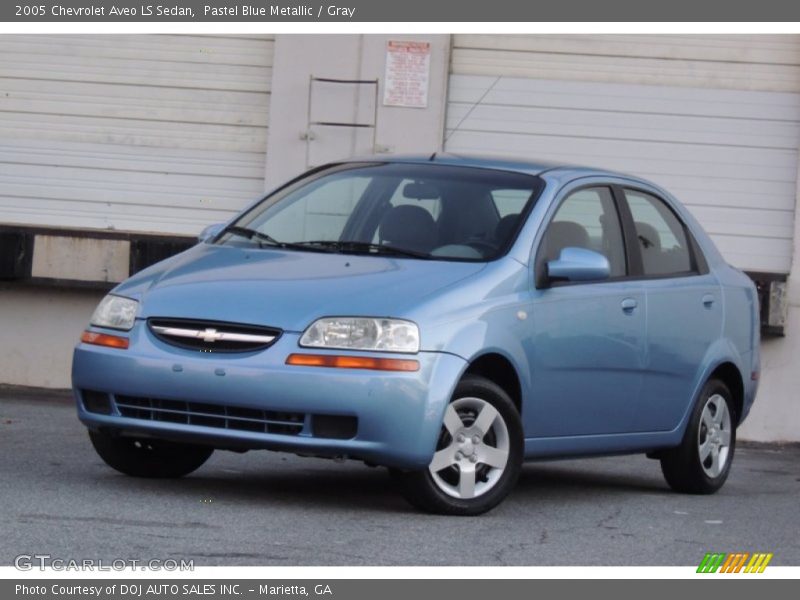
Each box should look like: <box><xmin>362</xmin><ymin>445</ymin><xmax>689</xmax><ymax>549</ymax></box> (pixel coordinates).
<box><xmin>447</xmin><ymin>35</ymin><xmax>800</xmax><ymax>274</ymax></box>
<box><xmin>0</xmin><ymin>34</ymin><xmax>274</xmax><ymax>236</ymax></box>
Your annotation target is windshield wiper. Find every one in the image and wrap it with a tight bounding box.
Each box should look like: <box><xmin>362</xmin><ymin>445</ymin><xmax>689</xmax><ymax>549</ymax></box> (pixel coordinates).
<box><xmin>221</xmin><ymin>226</ymin><xmax>308</xmax><ymax>250</ymax></box>
<box><xmin>222</xmin><ymin>231</ymin><xmax>431</xmax><ymax>259</ymax></box>
<box><xmin>295</xmin><ymin>240</ymin><xmax>431</xmax><ymax>259</ymax></box>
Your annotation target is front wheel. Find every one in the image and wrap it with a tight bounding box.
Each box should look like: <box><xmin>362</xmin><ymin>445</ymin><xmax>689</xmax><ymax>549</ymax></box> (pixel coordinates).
<box><xmin>89</xmin><ymin>430</ymin><xmax>214</xmax><ymax>478</ymax></box>
<box><xmin>392</xmin><ymin>375</ymin><xmax>523</xmax><ymax>515</ymax></box>
<box><xmin>660</xmin><ymin>378</ymin><xmax>736</xmax><ymax>494</ymax></box>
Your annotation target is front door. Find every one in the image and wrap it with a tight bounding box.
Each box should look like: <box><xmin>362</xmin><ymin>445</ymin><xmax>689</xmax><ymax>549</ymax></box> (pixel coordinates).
<box><xmin>526</xmin><ymin>185</ymin><xmax>646</xmax><ymax>437</ymax></box>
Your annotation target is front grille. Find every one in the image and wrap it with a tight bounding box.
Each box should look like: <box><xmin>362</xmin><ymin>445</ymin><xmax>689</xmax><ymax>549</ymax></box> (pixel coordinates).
<box><xmin>115</xmin><ymin>395</ymin><xmax>305</xmax><ymax>436</ymax></box>
<box><xmin>148</xmin><ymin>318</ymin><xmax>281</xmax><ymax>353</ymax></box>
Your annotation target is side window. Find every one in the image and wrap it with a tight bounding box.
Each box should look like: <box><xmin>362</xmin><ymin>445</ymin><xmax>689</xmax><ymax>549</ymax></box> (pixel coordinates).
<box><xmin>625</xmin><ymin>190</ymin><xmax>693</xmax><ymax>276</ymax></box>
<box><xmin>541</xmin><ymin>187</ymin><xmax>626</xmax><ymax>278</ymax></box>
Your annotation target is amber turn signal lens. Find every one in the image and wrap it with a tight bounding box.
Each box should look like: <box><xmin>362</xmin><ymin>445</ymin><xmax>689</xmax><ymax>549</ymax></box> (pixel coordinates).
<box><xmin>286</xmin><ymin>353</ymin><xmax>419</xmax><ymax>372</ymax></box>
<box><xmin>80</xmin><ymin>330</ymin><xmax>130</xmax><ymax>350</ymax></box>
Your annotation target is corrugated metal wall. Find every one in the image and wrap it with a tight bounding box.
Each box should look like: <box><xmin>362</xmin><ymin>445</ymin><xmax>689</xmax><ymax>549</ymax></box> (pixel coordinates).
<box><xmin>447</xmin><ymin>35</ymin><xmax>800</xmax><ymax>273</ymax></box>
<box><xmin>0</xmin><ymin>34</ymin><xmax>274</xmax><ymax>236</ymax></box>
<box><xmin>452</xmin><ymin>35</ymin><xmax>800</xmax><ymax>92</ymax></box>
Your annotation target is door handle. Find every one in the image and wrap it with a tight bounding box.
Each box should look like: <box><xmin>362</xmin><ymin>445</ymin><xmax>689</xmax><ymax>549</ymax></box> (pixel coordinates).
<box><xmin>621</xmin><ymin>298</ymin><xmax>638</xmax><ymax>314</ymax></box>
<box><xmin>702</xmin><ymin>294</ymin><xmax>715</xmax><ymax>308</ymax></box>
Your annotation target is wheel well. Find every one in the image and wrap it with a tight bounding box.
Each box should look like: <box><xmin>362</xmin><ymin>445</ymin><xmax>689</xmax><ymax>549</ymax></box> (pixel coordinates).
<box><xmin>464</xmin><ymin>353</ymin><xmax>522</xmax><ymax>413</ymax></box>
<box><xmin>709</xmin><ymin>362</ymin><xmax>744</xmax><ymax>425</ymax></box>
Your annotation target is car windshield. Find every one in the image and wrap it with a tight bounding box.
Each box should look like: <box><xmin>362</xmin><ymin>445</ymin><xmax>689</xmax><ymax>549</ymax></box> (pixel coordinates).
<box><xmin>217</xmin><ymin>162</ymin><xmax>543</xmax><ymax>261</ymax></box>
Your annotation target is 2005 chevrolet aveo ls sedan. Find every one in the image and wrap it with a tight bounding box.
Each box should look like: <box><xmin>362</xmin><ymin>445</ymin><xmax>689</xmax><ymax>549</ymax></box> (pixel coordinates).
<box><xmin>73</xmin><ymin>154</ymin><xmax>759</xmax><ymax>515</ymax></box>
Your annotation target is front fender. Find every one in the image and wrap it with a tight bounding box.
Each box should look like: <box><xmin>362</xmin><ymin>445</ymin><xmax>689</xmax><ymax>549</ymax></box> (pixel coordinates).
<box><xmin>424</xmin><ymin>308</ymin><xmax>533</xmax><ymax>426</ymax></box>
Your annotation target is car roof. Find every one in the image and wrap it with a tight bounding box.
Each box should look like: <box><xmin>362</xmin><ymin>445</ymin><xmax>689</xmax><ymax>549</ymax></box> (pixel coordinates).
<box><xmin>345</xmin><ymin>152</ymin><xmax>627</xmax><ymax>180</ymax></box>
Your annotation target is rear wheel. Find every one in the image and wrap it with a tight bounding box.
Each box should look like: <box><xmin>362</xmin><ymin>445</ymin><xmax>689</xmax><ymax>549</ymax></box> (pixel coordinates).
<box><xmin>89</xmin><ymin>430</ymin><xmax>213</xmax><ymax>478</ymax></box>
<box><xmin>392</xmin><ymin>375</ymin><xmax>523</xmax><ymax>515</ymax></box>
<box><xmin>660</xmin><ymin>378</ymin><xmax>736</xmax><ymax>494</ymax></box>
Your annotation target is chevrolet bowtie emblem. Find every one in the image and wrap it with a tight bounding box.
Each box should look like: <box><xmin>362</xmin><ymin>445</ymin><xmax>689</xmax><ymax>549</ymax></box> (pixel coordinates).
<box><xmin>200</xmin><ymin>328</ymin><xmax>222</xmax><ymax>342</ymax></box>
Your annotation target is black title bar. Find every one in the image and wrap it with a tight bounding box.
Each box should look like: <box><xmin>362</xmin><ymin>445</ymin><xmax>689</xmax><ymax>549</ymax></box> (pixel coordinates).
<box><xmin>4</xmin><ymin>0</ymin><xmax>800</xmax><ymax>22</ymax></box>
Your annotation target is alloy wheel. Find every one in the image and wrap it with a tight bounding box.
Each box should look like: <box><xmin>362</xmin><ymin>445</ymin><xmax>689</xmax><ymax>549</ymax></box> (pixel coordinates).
<box><xmin>697</xmin><ymin>393</ymin><xmax>732</xmax><ymax>478</ymax></box>
<box><xmin>428</xmin><ymin>397</ymin><xmax>511</xmax><ymax>499</ymax></box>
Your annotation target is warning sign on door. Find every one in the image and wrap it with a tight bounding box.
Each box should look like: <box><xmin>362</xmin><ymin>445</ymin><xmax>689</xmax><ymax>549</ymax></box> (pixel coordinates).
<box><xmin>383</xmin><ymin>41</ymin><xmax>431</xmax><ymax>108</ymax></box>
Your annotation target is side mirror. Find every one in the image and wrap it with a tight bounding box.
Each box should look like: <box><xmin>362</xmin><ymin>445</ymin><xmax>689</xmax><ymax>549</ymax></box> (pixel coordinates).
<box><xmin>198</xmin><ymin>223</ymin><xmax>225</xmax><ymax>244</ymax></box>
<box><xmin>547</xmin><ymin>247</ymin><xmax>610</xmax><ymax>283</ymax></box>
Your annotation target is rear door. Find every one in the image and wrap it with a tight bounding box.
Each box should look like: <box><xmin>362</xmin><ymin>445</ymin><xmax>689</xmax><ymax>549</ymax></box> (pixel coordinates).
<box><xmin>621</xmin><ymin>188</ymin><xmax>723</xmax><ymax>432</ymax></box>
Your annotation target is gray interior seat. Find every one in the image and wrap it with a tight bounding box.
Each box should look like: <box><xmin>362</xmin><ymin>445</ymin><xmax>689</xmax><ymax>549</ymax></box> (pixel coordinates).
<box><xmin>494</xmin><ymin>214</ymin><xmax>521</xmax><ymax>245</ymax></box>
<box><xmin>379</xmin><ymin>205</ymin><xmax>438</xmax><ymax>253</ymax></box>
<box><xmin>635</xmin><ymin>221</ymin><xmax>665</xmax><ymax>273</ymax></box>
<box><xmin>543</xmin><ymin>221</ymin><xmax>590</xmax><ymax>263</ymax></box>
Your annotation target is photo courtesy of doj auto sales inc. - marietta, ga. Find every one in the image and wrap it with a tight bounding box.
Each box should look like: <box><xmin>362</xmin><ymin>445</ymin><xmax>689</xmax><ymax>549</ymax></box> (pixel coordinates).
<box><xmin>15</xmin><ymin>584</ymin><xmax>333</xmax><ymax>597</ymax></box>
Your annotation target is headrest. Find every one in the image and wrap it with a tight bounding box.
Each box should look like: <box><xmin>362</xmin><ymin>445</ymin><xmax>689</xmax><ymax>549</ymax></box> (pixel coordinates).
<box><xmin>546</xmin><ymin>221</ymin><xmax>590</xmax><ymax>260</ymax></box>
<box><xmin>495</xmin><ymin>214</ymin><xmax>521</xmax><ymax>243</ymax></box>
<box><xmin>379</xmin><ymin>205</ymin><xmax>438</xmax><ymax>252</ymax></box>
<box><xmin>635</xmin><ymin>221</ymin><xmax>661</xmax><ymax>251</ymax></box>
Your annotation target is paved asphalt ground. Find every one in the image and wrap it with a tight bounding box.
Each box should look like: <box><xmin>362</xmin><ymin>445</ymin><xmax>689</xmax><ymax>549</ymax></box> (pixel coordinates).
<box><xmin>1</xmin><ymin>389</ymin><xmax>799</xmax><ymax>566</ymax></box>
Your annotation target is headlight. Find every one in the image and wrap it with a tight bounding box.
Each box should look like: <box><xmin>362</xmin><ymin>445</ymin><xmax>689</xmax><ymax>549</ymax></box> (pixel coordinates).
<box><xmin>300</xmin><ymin>317</ymin><xmax>420</xmax><ymax>353</ymax></box>
<box><xmin>90</xmin><ymin>295</ymin><xmax>139</xmax><ymax>331</ymax></box>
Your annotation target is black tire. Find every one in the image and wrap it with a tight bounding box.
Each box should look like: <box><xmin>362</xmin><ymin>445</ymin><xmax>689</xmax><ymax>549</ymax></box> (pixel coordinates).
<box><xmin>89</xmin><ymin>430</ymin><xmax>213</xmax><ymax>478</ymax></box>
<box><xmin>660</xmin><ymin>378</ymin><xmax>737</xmax><ymax>494</ymax></box>
<box><xmin>392</xmin><ymin>375</ymin><xmax>523</xmax><ymax>515</ymax></box>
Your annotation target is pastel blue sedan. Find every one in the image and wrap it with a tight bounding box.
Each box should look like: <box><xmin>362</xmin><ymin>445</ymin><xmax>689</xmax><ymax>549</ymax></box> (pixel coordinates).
<box><xmin>72</xmin><ymin>155</ymin><xmax>760</xmax><ymax>515</ymax></box>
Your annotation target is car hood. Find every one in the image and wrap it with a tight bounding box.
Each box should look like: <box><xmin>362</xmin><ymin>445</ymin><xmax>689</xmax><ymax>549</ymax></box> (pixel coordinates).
<box><xmin>118</xmin><ymin>244</ymin><xmax>487</xmax><ymax>332</ymax></box>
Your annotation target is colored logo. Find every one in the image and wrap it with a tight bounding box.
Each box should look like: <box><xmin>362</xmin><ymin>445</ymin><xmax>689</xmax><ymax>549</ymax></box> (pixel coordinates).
<box><xmin>697</xmin><ymin>552</ymin><xmax>773</xmax><ymax>573</ymax></box>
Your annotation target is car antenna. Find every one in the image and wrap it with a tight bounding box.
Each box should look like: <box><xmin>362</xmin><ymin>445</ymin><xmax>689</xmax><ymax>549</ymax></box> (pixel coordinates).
<box><xmin>441</xmin><ymin>76</ymin><xmax>502</xmax><ymax>150</ymax></box>
<box><xmin>428</xmin><ymin>152</ymin><xmax>436</xmax><ymax>161</ymax></box>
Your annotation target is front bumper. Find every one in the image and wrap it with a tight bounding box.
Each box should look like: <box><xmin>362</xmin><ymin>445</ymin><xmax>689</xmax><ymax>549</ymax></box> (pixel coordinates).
<box><xmin>72</xmin><ymin>321</ymin><xmax>466</xmax><ymax>469</ymax></box>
